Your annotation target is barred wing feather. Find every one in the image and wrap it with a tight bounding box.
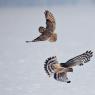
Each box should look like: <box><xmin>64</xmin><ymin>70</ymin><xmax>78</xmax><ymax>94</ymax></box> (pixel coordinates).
<box><xmin>44</xmin><ymin>56</ymin><xmax>58</xmax><ymax>77</ymax></box>
<box><xmin>64</xmin><ymin>50</ymin><xmax>93</xmax><ymax>67</ymax></box>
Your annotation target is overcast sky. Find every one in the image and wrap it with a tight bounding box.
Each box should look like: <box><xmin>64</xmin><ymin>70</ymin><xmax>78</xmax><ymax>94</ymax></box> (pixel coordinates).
<box><xmin>0</xmin><ymin>0</ymin><xmax>95</xmax><ymax>7</ymax></box>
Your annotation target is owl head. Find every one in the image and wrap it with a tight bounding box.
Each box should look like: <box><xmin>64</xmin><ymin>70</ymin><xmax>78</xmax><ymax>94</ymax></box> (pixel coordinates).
<box><xmin>38</xmin><ymin>26</ymin><xmax>46</xmax><ymax>33</ymax></box>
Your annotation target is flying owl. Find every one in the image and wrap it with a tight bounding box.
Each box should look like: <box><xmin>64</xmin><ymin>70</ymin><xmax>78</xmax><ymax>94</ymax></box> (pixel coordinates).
<box><xmin>26</xmin><ymin>10</ymin><xmax>57</xmax><ymax>43</ymax></box>
<box><xmin>44</xmin><ymin>50</ymin><xmax>93</xmax><ymax>83</ymax></box>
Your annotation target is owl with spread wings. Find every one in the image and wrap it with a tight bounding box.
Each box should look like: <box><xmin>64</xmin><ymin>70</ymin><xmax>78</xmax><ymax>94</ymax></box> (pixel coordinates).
<box><xmin>26</xmin><ymin>10</ymin><xmax>57</xmax><ymax>43</ymax></box>
<box><xmin>44</xmin><ymin>50</ymin><xmax>93</xmax><ymax>83</ymax></box>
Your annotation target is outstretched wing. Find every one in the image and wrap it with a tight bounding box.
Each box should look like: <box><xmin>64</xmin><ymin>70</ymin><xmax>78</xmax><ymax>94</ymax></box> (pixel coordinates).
<box><xmin>32</xmin><ymin>32</ymin><xmax>50</xmax><ymax>42</ymax></box>
<box><xmin>44</xmin><ymin>10</ymin><xmax>56</xmax><ymax>33</ymax></box>
<box><xmin>44</xmin><ymin>56</ymin><xmax>72</xmax><ymax>83</ymax></box>
<box><xmin>61</xmin><ymin>50</ymin><xmax>93</xmax><ymax>68</ymax></box>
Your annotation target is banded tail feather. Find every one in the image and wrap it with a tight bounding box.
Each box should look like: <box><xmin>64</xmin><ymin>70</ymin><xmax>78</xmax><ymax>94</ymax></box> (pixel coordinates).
<box><xmin>54</xmin><ymin>72</ymin><xmax>71</xmax><ymax>83</ymax></box>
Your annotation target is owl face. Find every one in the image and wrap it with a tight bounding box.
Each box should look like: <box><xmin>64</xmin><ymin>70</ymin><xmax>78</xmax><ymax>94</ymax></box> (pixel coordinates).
<box><xmin>39</xmin><ymin>26</ymin><xmax>46</xmax><ymax>33</ymax></box>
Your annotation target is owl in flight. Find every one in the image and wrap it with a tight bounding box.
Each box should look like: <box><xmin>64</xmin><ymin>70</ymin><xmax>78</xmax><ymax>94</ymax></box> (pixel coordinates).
<box><xmin>44</xmin><ymin>50</ymin><xmax>93</xmax><ymax>83</ymax></box>
<box><xmin>26</xmin><ymin>10</ymin><xmax>57</xmax><ymax>43</ymax></box>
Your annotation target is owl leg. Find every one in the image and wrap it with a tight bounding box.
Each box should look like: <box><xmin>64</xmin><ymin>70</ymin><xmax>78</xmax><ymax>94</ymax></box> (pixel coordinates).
<box><xmin>48</xmin><ymin>33</ymin><xmax>57</xmax><ymax>42</ymax></box>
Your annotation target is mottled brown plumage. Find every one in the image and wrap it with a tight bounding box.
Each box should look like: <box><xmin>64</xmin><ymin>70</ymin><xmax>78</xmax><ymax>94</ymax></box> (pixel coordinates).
<box><xmin>26</xmin><ymin>10</ymin><xmax>57</xmax><ymax>43</ymax></box>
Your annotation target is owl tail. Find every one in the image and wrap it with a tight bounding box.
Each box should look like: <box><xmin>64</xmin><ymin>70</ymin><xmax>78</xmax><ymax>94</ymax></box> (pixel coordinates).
<box><xmin>49</xmin><ymin>33</ymin><xmax>57</xmax><ymax>42</ymax></box>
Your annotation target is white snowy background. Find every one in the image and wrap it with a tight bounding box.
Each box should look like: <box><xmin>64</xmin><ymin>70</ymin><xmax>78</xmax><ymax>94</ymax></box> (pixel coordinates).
<box><xmin>0</xmin><ymin>4</ymin><xmax>95</xmax><ymax>95</ymax></box>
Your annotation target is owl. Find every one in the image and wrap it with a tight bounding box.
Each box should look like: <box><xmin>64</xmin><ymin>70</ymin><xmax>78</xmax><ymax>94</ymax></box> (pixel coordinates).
<box><xmin>26</xmin><ymin>10</ymin><xmax>57</xmax><ymax>43</ymax></box>
<box><xmin>44</xmin><ymin>50</ymin><xmax>93</xmax><ymax>83</ymax></box>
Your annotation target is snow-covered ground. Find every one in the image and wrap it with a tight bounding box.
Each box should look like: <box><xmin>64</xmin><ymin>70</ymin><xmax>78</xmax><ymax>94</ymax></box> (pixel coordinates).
<box><xmin>0</xmin><ymin>6</ymin><xmax>95</xmax><ymax>95</ymax></box>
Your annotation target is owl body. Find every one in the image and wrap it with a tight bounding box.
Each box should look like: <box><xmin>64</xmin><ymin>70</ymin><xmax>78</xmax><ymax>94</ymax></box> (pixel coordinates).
<box><xmin>44</xmin><ymin>51</ymin><xmax>93</xmax><ymax>83</ymax></box>
<box><xmin>31</xmin><ymin>10</ymin><xmax>57</xmax><ymax>42</ymax></box>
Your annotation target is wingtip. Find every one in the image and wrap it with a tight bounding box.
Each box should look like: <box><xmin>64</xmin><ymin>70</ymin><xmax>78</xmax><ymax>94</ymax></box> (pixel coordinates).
<box><xmin>31</xmin><ymin>39</ymin><xmax>39</xmax><ymax>42</ymax></box>
<box><xmin>25</xmin><ymin>41</ymin><xmax>29</xmax><ymax>43</ymax></box>
<box><xmin>44</xmin><ymin>10</ymin><xmax>49</xmax><ymax>13</ymax></box>
<box><xmin>31</xmin><ymin>40</ymin><xmax>35</xmax><ymax>42</ymax></box>
<box><xmin>86</xmin><ymin>50</ymin><xmax>93</xmax><ymax>55</ymax></box>
<box><xmin>25</xmin><ymin>41</ymin><xmax>32</xmax><ymax>43</ymax></box>
<box><xmin>85</xmin><ymin>50</ymin><xmax>93</xmax><ymax>58</ymax></box>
